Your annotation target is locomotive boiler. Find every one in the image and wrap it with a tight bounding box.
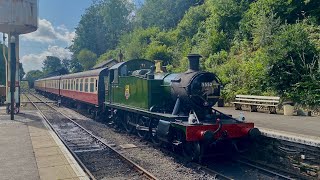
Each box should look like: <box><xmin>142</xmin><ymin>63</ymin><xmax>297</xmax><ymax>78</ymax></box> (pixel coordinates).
<box><xmin>165</xmin><ymin>54</ymin><xmax>221</xmax><ymax>119</ymax></box>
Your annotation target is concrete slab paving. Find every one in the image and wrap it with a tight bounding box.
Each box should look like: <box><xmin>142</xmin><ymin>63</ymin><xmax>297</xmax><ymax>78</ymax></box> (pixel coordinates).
<box><xmin>0</xmin><ymin>121</ymin><xmax>40</xmax><ymax>180</ymax></box>
<box><xmin>0</xmin><ymin>110</ymin><xmax>89</xmax><ymax>180</ymax></box>
<box><xmin>34</xmin><ymin>146</ymin><xmax>63</xmax><ymax>157</ymax></box>
<box><xmin>38</xmin><ymin>164</ymin><xmax>78</xmax><ymax>180</ymax></box>
<box><xmin>36</xmin><ymin>154</ymin><xmax>70</xmax><ymax>168</ymax></box>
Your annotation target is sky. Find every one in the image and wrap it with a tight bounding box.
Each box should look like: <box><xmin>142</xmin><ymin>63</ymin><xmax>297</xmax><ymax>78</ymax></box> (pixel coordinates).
<box><xmin>19</xmin><ymin>0</ymin><xmax>93</xmax><ymax>73</ymax></box>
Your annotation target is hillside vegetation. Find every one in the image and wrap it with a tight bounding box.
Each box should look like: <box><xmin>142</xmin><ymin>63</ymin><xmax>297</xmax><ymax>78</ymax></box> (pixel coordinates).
<box><xmin>70</xmin><ymin>0</ymin><xmax>320</xmax><ymax>108</ymax></box>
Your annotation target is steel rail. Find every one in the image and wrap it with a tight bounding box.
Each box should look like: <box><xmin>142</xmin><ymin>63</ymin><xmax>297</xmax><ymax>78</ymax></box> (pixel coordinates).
<box><xmin>24</xmin><ymin>92</ymin><xmax>96</xmax><ymax>180</ymax></box>
<box><xmin>236</xmin><ymin>159</ymin><xmax>296</xmax><ymax>180</ymax></box>
<box><xmin>134</xmin><ymin>138</ymin><xmax>234</xmax><ymax>180</ymax></box>
<box><xmin>236</xmin><ymin>156</ymin><xmax>311</xmax><ymax>180</ymax></box>
<box><xmin>197</xmin><ymin>164</ymin><xmax>234</xmax><ymax>180</ymax></box>
<box><xmin>25</xmin><ymin>91</ymin><xmax>158</xmax><ymax>180</ymax></box>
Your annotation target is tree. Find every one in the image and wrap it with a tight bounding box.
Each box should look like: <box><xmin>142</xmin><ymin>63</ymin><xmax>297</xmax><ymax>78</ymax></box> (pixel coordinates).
<box><xmin>25</xmin><ymin>70</ymin><xmax>43</xmax><ymax>88</ymax></box>
<box><xmin>19</xmin><ymin>63</ymin><xmax>25</xmax><ymax>80</ymax></box>
<box><xmin>69</xmin><ymin>58</ymin><xmax>83</xmax><ymax>73</ymax></box>
<box><xmin>267</xmin><ymin>20</ymin><xmax>320</xmax><ymax>106</ymax></box>
<box><xmin>61</xmin><ymin>59</ymin><xmax>70</xmax><ymax>73</ymax></box>
<box><xmin>42</xmin><ymin>56</ymin><xmax>62</xmax><ymax>75</ymax></box>
<box><xmin>136</xmin><ymin>0</ymin><xmax>203</xmax><ymax>30</ymax></box>
<box><xmin>77</xmin><ymin>49</ymin><xmax>97</xmax><ymax>70</ymax></box>
<box><xmin>71</xmin><ymin>0</ymin><xmax>133</xmax><ymax>57</ymax></box>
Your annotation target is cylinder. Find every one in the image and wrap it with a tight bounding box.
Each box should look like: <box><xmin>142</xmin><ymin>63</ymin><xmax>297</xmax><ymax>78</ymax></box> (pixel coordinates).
<box><xmin>187</xmin><ymin>54</ymin><xmax>201</xmax><ymax>71</ymax></box>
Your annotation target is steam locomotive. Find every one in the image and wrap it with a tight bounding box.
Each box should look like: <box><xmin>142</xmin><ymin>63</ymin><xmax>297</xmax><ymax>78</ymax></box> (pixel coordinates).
<box><xmin>35</xmin><ymin>54</ymin><xmax>260</xmax><ymax>161</ymax></box>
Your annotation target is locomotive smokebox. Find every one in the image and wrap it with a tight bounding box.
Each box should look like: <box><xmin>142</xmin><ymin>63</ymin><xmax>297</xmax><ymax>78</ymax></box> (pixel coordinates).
<box><xmin>187</xmin><ymin>54</ymin><xmax>201</xmax><ymax>71</ymax></box>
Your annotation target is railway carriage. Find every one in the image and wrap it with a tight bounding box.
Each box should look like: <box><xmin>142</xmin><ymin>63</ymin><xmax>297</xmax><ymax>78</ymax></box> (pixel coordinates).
<box><xmin>0</xmin><ymin>85</ymin><xmax>6</xmax><ymax>105</ymax></box>
<box><xmin>59</xmin><ymin>68</ymin><xmax>108</xmax><ymax>106</ymax></box>
<box><xmin>35</xmin><ymin>68</ymin><xmax>108</xmax><ymax>116</ymax></box>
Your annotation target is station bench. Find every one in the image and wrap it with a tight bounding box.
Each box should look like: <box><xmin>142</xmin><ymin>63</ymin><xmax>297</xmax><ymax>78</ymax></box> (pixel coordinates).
<box><xmin>232</xmin><ymin>95</ymin><xmax>280</xmax><ymax>114</ymax></box>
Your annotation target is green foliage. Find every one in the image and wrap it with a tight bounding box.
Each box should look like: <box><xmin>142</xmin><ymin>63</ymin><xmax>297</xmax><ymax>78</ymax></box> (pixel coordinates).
<box><xmin>136</xmin><ymin>0</ymin><xmax>203</xmax><ymax>30</ymax></box>
<box><xmin>175</xmin><ymin>5</ymin><xmax>208</xmax><ymax>39</ymax></box>
<box><xmin>145</xmin><ymin>42</ymin><xmax>171</xmax><ymax>64</ymax></box>
<box><xmin>117</xmin><ymin>27</ymin><xmax>160</xmax><ymax>60</ymax></box>
<box><xmin>69</xmin><ymin>58</ymin><xmax>83</xmax><ymax>73</ymax></box>
<box><xmin>25</xmin><ymin>70</ymin><xmax>43</xmax><ymax>88</ymax></box>
<box><xmin>42</xmin><ymin>56</ymin><xmax>63</xmax><ymax>74</ymax></box>
<box><xmin>19</xmin><ymin>63</ymin><xmax>25</xmax><ymax>80</ymax></box>
<box><xmin>77</xmin><ymin>49</ymin><xmax>97</xmax><ymax>70</ymax></box>
<box><xmin>71</xmin><ymin>0</ymin><xmax>133</xmax><ymax>57</ymax></box>
<box><xmin>96</xmin><ymin>50</ymin><xmax>119</xmax><ymax>64</ymax></box>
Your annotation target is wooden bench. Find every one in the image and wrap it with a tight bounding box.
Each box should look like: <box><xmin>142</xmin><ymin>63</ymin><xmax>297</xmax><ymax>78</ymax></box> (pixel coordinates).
<box><xmin>232</xmin><ymin>95</ymin><xmax>280</xmax><ymax>114</ymax></box>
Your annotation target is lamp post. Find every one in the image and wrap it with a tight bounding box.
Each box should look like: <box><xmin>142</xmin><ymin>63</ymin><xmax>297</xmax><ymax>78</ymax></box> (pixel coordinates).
<box><xmin>10</xmin><ymin>36</ymin><xmax>16</xmax><ymax>120</ymax></box>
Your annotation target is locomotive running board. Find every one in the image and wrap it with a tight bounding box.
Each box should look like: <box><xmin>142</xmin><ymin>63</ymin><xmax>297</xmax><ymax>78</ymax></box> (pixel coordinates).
<box><xmin>104</xmin><ymin>102</ymin><xmax>188</xmax><ymax>121</ymax></box>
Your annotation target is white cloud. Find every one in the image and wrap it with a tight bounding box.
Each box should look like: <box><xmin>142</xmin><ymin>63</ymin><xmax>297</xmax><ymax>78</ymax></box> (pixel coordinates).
<box><xmin>21</xmin><ymin>18</ymin><xmax>75</xmax><ymax>45</ymax></box>
<box><xmin>21</xmin><ymin>45</ymin><xmax>72</xmax><ymax>72</ymax></box>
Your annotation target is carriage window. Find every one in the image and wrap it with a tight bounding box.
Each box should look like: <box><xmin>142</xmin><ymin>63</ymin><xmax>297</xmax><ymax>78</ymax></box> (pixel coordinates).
<box><xmin>76</xmin><ymin>79</ymin><xmax>79</xmax><ymax>91</ymax></box>
<box><xmin>90</xmin><ymin>78</ymin><xmax>95</xmax><ymax>92</ymax></box>
<box><xmin>66</xmin><ymin>79</ymin><xmax>69</xmax><ymax>90</ymax></box>
<box><xmin>71</xmin><ymin>79</ymin><xmax>74</xmax><ymax>90</ymax></box>
<box><xmin>80</xmin><ymin>79</ymin><xmax>83</xmax><ymax>91</ymax></box>
<box><xmin>85</xmin><ymin>78</ymin><xmax>89</xmax><ymax>92</ymax></box>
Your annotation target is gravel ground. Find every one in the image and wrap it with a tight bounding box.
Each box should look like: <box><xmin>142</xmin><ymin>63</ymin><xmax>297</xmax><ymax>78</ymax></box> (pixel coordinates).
<box><xmin>56</xmin><ymin>106</ymin><xmax>217</xmax><ymax>180</ymax></box>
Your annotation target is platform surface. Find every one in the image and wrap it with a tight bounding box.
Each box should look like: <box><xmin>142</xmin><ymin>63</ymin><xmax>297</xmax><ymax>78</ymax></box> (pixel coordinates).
<box><xmin>0</xmin><ymin>109</ymin><xmax>89</xmax><ymax>180</ymax></box>
<box><xmin>215</xmin><ymin>107</ymin><xmax>320</xmax><ymax>146</ymax></box>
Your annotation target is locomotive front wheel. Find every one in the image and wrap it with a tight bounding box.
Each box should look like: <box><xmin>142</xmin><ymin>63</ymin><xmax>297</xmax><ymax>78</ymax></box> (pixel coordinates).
<box><xmin>183</xmin><ymin>141</ymin><xmax>202</xmax><ymax>162</ymax></box>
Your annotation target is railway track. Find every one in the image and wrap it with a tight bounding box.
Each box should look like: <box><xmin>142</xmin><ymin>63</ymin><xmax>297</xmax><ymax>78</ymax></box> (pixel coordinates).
<box><xmin>24</xmin><ymin>91</ymin><xmax>318</xmax><ymax>180</ymax></box>
<box><xmin>23</xmin><ymin>91</ymin><xmax>157</xmax><ymax>180</ymax></box>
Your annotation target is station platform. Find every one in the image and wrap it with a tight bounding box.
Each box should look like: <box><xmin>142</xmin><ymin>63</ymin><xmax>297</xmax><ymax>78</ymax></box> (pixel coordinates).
<box><xmin>0</xmin><ymin>108</ymin><xmax>89</xmax><ymax>180</ymax></box>
<box><xmin>215</xmin><ymin>107</ymin><xmax>320</xmax><ymax>147</ymax></box>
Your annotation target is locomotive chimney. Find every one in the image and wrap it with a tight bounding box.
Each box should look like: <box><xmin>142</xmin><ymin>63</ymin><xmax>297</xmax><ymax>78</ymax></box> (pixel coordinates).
<box><xmin>187</xmin><ymin>54</ymin><xmax>201</xmax><ymax>71</ymax></box>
